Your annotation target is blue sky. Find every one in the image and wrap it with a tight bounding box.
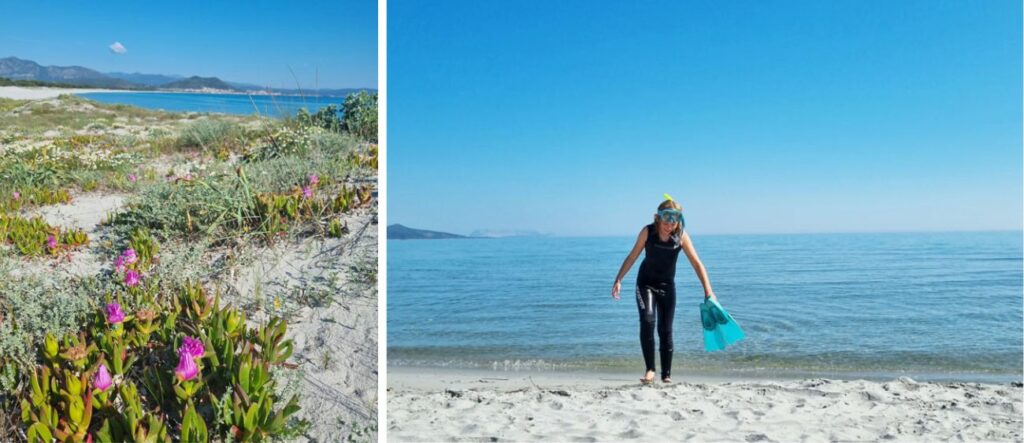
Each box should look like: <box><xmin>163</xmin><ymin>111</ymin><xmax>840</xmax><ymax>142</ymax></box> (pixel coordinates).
<box><xmin>0</xmin><ymin>1</ymin><xmax>376</xmax><ymax>89</ymax></box>
<box><xmin>389</xmin><ymin>0</ymin><xmax>1022</xmax><ymax>236</ymax></box>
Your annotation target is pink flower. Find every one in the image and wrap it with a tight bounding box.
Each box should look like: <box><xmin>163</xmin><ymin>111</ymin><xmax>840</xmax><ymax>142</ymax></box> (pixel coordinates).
<box><xmin>11</xmin><ymin>191</ymin><xmax>19</xmax><ymax>201</ymax></box>
<box><xmin>122</xmin><ymin>248</ymin><xmax>138</xmax><ymax>266</ymax></box>
<box><xmin>93</xmin><ymin>363</ymin><xmax>112</xmax><ymax>392</ymax></box>
<box><xmin>46</xmin><ymin>235</ymin><xmax>57</xmax><ymax>250</ymax></box>
<box><xmin>302</xmin><ymin>186</ymin><xmax>313</xmax><ymax>199</ymax></box>
<box><xmin>113</xmin><ymin>256</ymin><xmax>126</xmax><ymax>273</ymax></box>
<box><xmin>128</xmin><ymin>174</ymin><xmax>137</xmax><ymax>183</ymax></box>
<box><xmin>106</xmin><ymin>303</ymin><xmax>125</xmax><ymax>324</ymax></box>
<box><xmin>179</xmin><ymin>336</ymin><xmax>205</xmax><ymax>360</ymax></box>
<box><xmin>308</xmin><ymin>174</ymin><xmax>319</xmax><ymax>186</ymax></box>
<box><xmin>174</xmin><ymin>350</ymin><xmax>199</xmax><ymax>381</ymax></box>
<box><xmin>124</xmin><ymin>269</ymin><xmax>141</xmax><ymax>287</ymax></box>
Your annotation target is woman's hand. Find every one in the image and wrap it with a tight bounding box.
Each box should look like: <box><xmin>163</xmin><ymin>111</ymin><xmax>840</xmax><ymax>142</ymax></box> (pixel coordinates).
<box><xmin>611</xmin><ymin>280</ymin><xmax>622</xmax><ymax>300</ymax></box>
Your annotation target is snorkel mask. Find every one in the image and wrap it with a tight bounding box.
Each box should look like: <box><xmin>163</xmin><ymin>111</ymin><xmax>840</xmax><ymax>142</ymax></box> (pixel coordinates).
<box><xmin>658</xmin><ymin>193</ymin><xmax>684</xmax><ymax>226</ymax></box>
<box><xmin>658</xmin><ymin>209</ymin><xmax>683</xmax><ymax>225</ymax></box>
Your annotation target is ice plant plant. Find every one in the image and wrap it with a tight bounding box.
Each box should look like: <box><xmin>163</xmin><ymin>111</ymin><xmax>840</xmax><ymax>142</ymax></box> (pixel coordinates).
<box><xmin>105</xmin><ymin>303</ymin><xmax>125</xmax><ymax>325</ymax></box>
<box><xmin>122</xmin><ymin>248</ymin><xmax>138</xmax><ymax>266</ymax></box>
<box><xmin>93</xmin><ymin>364</ymin><xmax>112</xmax><ymax>392</ymax></box>
<box><xmin>180</xmin><ymin>336</ymin><xmax>204</xmax><ymax>360</ymax></box>
<box><xmin>19</xmin><ymin>280</ymin><xmax>302</xmax><ymax>441</ymax></box>
<box><xmin>124</xmin><ymin>269</ymin><xmax>141</xmax><ymax>287</ymax></box>
<box><xmin>174</xmin><ymin>350</ymin><xmax>199</xmax><ymax>382</ymax></box>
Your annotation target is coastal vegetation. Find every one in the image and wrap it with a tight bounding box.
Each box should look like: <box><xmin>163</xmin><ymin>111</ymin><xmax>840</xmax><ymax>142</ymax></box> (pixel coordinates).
<box><xmin>0</xmin><ymin>93</ymin><xmax>378</xmax><ymax>441</ymax></box>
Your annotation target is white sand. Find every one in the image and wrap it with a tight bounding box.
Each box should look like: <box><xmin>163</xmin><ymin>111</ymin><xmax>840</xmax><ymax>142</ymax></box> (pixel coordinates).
<box><xmin>387</xmin><ymin>367</ymin><xmax>1024</xmax><ymax>442</ymax></box>
<box><xmin>0</xmin><ymin>86</ymin><xmax>126</xmax><ymax>100</ymax></box>
<box><xmin>228</xmin><ymin>210</ymin><xmax>379</xmax><ymax>441</ymax></box>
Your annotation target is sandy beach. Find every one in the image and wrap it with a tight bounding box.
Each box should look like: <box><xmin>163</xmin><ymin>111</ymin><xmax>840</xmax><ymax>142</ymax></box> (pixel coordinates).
<box><xmin>387</xmin><ymin>367</ymin><xmax>1023</xmax><ymax>442</ymax></box>
<box><xmin>0</xmin><ymin>86</ymin><xmax>132</xmax><ymax>100</ymax></box>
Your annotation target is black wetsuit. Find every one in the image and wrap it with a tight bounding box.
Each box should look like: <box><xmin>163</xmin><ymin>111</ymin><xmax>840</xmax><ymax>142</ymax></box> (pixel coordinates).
<box><xmin>635</xmin><ymin>223</ymin><xmax>681</xmax><ymax>379</ymax></box>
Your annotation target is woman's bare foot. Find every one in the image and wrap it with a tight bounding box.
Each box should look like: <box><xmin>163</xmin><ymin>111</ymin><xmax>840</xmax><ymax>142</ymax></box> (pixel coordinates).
<box><xmin>640</xmin><ymin>370</ymin><xmax>656</xmax><ymax>384</ymax></box>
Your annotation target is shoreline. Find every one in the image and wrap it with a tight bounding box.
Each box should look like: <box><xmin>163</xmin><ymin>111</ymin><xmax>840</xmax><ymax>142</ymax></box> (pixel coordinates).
<box><xmin>389</xmin><ymin>365</ymin><xmax>1023</xmax><ymax>391</ymax></box>
<box><xmin>0</xmin><ymin>86</ymin><xmax>354</xmax><ymax>101</ymax></box>
<box><xmin>388</xmin><ymin>366</ymin><xmax>1024</xmax><ymax>442</ymax></box>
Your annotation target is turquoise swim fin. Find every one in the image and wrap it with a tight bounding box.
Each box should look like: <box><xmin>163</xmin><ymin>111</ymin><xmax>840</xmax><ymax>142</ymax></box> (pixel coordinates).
<box><xmin>700</xmin><ymin>298</ymin><xmax>745</xmax><ymax>352</ymax></box>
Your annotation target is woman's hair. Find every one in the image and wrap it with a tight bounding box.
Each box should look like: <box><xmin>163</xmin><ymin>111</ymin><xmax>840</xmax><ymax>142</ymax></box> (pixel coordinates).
<box><xmin>654</xmin><ymin>199</ymin><xmax>683</xmax><ymax>237</ymax></box>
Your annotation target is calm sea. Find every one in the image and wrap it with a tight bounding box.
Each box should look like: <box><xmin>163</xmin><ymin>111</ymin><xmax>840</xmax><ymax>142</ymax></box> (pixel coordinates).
<box><xmin>76</xmin><ymin>92</ymin><xmax>341</xmax><ymax>117</ymax></box>
<box><xmin>388</xmin><ymin>231</ymin><xmax>1024</xmax><ymax>382</ymax></box>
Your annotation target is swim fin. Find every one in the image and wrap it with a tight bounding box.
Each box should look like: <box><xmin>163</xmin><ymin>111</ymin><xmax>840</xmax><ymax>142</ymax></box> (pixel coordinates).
<box><xmin>700</xmin><ymin>298</ymin><xmax>745</xmax><ymax>352</ymax></box>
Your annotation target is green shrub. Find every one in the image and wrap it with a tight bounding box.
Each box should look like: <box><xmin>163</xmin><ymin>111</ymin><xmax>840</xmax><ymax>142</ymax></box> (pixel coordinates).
<box><xmin>296</xmin><ymin>105</ymin><xmax>342</xmax><ymax>132</ymax></box>
<box><xmin>341</xmin><ymin>91</ymin><xmax>377</xmax><ymax>143</ymax></box>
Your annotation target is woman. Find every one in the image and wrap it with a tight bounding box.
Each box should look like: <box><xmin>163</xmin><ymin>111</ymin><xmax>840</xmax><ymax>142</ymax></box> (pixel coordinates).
<box><xmin>611</xmin><ymin>196</ymin><xmax>715</xmax><ymax>384</ymax></box>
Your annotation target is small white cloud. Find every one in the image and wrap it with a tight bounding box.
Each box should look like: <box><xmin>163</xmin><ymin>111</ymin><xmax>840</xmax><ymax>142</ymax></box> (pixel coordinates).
<box><xmin>109</xmin><ymin>42</ymin><xmax>127</xmax><ymax>54</ymax></box>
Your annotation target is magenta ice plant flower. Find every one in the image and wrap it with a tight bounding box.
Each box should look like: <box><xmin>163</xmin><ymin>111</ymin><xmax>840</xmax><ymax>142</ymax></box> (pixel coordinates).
<box><xmin>93</xmin><ymin>363</ymin><xmax>112</xmax><ymax>392</ymax></box>
<box><xmin>124</xmin><ymin>269</ymin><xmax>141</xmax><ymax>287</ymax></box>
<box><xmin>106</xmin><ymin>303</ymin><xmax>125</xmax><ymax>324</ymax></box>
<box><xmin>11</xmin><ymin>191</ymin><xmax>19</xmax><ymax>201</ymax></box>
<box><xmin>179</xmin><ymin>336</ymin><xmax>205</xmax><ymax>360</ymax></box>
<box><xmin>46</xmin><ymin>235</ymin><xmax>57</xmax><ymax>250</ymax></box>
<box><xmin>308</xmin><ymin>174</ymin><xmax>319</xmax><ymax>186</ymax></box>
<box><xmin>113</xmin><ymin>255</ymin><xmax>126</xmax><ymax>273</ymax></box>
<box><xmin>128</xmin><ymin>173</ymin><xmax>137</xmax><ymax>183</ymax></box>
<box><xmin>122</xmin><ymin>248</ymin><xmax>138</xmax><ymax>266</ymax></box>
<box><xmin>302</xmin><ymin>186</ymin><xmax>313</xmax><ymax>199</ymax></box>
<box><xmin>174</xmin><ymin>350</ymin><xmax>199</xmax><ymax>381</ymax></box>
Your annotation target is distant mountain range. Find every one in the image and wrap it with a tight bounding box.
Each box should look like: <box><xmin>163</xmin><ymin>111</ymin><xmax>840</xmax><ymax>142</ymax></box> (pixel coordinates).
<box><xmin>0</xmin><ymin>57</ymin><xmax>140</xmax><ymax>89</ymax></box>
<box><xmin>388</xmin><ymin>224</ymin><xmax>468</xmax><ymax>240</ymax></box>
<box><xmin>0</xmin><ymin>57</ymin><xmax>373</xmax><ymax>96</ymax></box>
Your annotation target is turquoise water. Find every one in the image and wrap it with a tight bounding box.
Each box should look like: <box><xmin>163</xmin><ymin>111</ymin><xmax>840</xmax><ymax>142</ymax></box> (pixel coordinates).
<box><xmin>76</xmin><ymin>92</ymin><xmax>341</xmax><ymax>117</ymax></box>
<box><xmin>388</xmin><ymin>231</ymin><xmax>1024</xmax><ymax>382</ymax></box>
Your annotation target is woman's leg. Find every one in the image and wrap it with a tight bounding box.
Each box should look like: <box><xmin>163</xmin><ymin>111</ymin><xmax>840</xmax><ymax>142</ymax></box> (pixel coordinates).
<box><xmin>657</xmin><ymin>284</ymin><xmax>677</xmax><ymax>380</ymax></box>
<box><xmin>636</xmin><ymin>285</ymin><xmax>657</xmax><ymax>376</ymax></box>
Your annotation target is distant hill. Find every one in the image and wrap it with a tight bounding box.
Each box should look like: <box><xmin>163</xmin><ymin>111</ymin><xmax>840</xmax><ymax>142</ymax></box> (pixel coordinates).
<box><xmin>0</xmin><ymin>56</ymin><xmax>142</xmax><ymax>89</ymax></box>
<box><xmin>1</xmin><ymin>56</ymin><xmax>374</xmax><ymax>95</ymax></box>
<box><xmin>106</xmin><ymin>71</ymin><xmax>184</xmax><ymax>87</ymax></box>
<box><xmin>161</xmin><ymin>76</ymin><xmax>236</xmax><ymax>91</ymax></box>
<box><xmin>388</xmin><ymin>224</ymin><xmax>466</xmax><ymax>240</ymax></box>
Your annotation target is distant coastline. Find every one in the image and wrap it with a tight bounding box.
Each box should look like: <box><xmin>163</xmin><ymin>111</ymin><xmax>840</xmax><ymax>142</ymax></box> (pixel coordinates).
<box><xmin>388</xmin><ymin>224</ymin><xmax>468</xmax><ymax>240</ymax></box>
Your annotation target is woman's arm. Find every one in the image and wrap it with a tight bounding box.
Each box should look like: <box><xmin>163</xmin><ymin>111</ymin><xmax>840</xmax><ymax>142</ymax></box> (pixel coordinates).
<box><xmin>612</xmin><ymin>227</ymin><xmax>648</xmax><ymax>299</ymax></box>
<box><xmin>681</xmin><ymin>231</ymin><xmax>715</xmax><ymax>299</ymax></box>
